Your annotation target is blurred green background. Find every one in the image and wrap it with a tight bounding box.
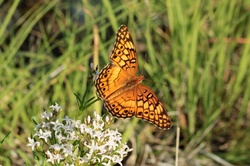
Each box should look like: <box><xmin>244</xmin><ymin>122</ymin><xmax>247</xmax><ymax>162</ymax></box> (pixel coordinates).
<box><xmin>0</xmin><ymin>0</ymin><xmax>249</xmax><ymax>165</ymax></box>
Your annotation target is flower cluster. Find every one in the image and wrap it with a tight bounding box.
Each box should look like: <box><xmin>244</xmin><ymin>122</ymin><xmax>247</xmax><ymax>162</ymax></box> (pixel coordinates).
<box><xmin>27</xmin><ymin>103</ymin><xmax>132</xmax><ymax>165</ymax></box>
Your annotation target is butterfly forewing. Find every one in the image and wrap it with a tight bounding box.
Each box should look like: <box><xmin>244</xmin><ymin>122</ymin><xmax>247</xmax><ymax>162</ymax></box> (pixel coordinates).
<box><xmin>109</xmin><ymin>25</ymin><xmax>138</xmax><ymax>76</ymax></box>
<box><xmin>135</xmin><ymin>84</ymin><xmax>171</xmax><ymax>129</ymax></box>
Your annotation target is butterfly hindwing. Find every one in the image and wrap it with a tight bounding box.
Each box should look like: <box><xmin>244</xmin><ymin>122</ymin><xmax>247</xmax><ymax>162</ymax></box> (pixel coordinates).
<box><xmin>95</xmin><ymin>63</ymin><xmax>129</xmax><ymax>100</ymax></box>
<box><xmin>104</xmin><ymin>88</ymin><xmax>136</xmax><ymax>118</ymax></box>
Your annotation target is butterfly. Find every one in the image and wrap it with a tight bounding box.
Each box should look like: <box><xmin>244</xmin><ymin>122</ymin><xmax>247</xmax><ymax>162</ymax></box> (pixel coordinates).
<box><xmin>95</xmin><ymin>25</ymin><xmax>171</xmax><ymax>129</ymax></box>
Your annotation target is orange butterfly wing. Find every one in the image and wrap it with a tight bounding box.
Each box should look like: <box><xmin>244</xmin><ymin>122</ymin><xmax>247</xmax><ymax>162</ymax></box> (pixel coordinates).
<box><xmin>95</xmin><ymin>25</ymin><xmax>171</xmax><ymax>129</ymax></box>
<box><xmin>95</xmin><ymin>25</ymin><xmax>138</xmax><ymax>100</ymax></box>
<box><xmin>104</xmin><ymin>84</ymin><xmax>171</xmax><ymax>129</ymax></box>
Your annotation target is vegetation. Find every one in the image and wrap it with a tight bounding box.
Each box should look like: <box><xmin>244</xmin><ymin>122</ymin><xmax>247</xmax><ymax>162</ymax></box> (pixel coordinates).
<box><xmin>0</xmin><ymin>0</ymin><xmax>249</xmax><ymax>165</ymax></box>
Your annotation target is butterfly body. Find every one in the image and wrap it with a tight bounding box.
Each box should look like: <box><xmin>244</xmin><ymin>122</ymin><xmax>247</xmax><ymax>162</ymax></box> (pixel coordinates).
<box><xmin>95</xmin><ymin>25</ymin><xmax>171</xmax><ymax>129</ymax></box>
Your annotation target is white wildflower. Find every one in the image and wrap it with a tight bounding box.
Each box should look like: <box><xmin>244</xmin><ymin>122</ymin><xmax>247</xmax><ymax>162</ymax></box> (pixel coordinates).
<box><xmin>41</xmin><ymin>111</ymin><xmax>53</xmax><ymax>120</ymax></box>
<box><xmin>35</xmin><ymin>129</ymin><xmax>51</xmax><ymax>143</ymax></box>
<box><xmin>27</xmin><ymin>103</ymin><xmax>132</xmax><ymax>166</ymax></box>
<box><xmin>49</xmin><ymin>102</ymin><xmax>63</xmax><ymax>112</ymax></box>
<box><xmin>27</xmin><ymin>137</ymin><xmax>40</xmax><ymax>151</ymax></box>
